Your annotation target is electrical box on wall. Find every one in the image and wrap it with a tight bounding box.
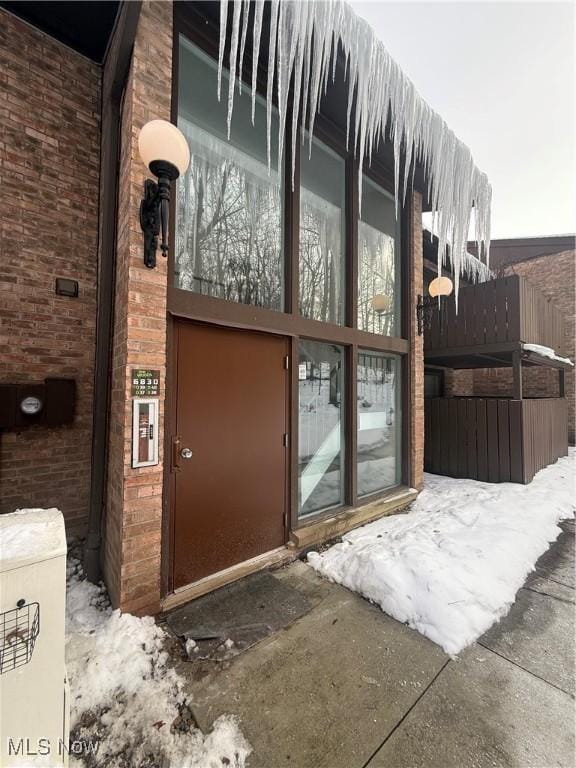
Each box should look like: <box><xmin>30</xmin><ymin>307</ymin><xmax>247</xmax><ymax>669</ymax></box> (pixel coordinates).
<box><xmin>132</xmin><ymin>398</ymin><xmax>159</xmax><ymax>468</ymax></box>
<box><xmin>0</xmin><ymin>379</ymin><xmax>75</xmax><ymax>430</ymax></box>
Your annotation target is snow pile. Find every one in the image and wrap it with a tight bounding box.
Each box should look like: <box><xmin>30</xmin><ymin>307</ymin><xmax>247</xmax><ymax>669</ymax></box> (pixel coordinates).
<box><xmin>523</xmin><ymin>343</ymin><xmax>574</xmax><ymax>366</ymax></box>
<box><xmin>308</xmin><ymin>450</ymin><xmax>575</xmax><ymax>656</ymax></box>
<box><xmin>217</xmin><ymin>0</ymin><xmax>491</xmax><ymax>301</ymax></box>
<box><xmin>66</xmin><ymin>560</ymin><xmax>251</xmax><ymax>767</ymax></box>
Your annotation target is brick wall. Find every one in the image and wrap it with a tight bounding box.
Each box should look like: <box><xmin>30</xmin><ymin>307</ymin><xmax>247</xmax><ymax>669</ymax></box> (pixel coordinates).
<box><xmin>102</xmin><ymin>0</ymin><xmax>173</xmax><ymax>614</ymax></box>
<box><xmin>0</xmin><ymin>11</ymin><xmax>100</xmax><ymax>531</ymax></box>
<box><xmin>410</xmin><ymin>192</ymin><xmax>424</xmax><ymax>490</ymax></box>
<box><xmin>473</xmin><ymin>251</ymin><xmax>575</xmax><ymax>443</ymax></box>
<box><xmin>444</xmin><ymin>369</ymin><xmax>474</xmax><ymax>397</ymax></box>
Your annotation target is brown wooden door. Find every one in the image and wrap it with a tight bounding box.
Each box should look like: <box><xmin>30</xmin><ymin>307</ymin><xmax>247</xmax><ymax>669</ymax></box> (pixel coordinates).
<box><xmin>172</xmin><ymin>320</ymin><xmax>288</xmax><ymax>589</ymax></box>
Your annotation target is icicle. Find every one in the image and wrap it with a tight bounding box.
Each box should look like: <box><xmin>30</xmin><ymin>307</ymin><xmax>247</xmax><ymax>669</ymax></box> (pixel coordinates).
<box><xmin>217</xmin><ymin>0</ymin><xmax>492</xmax><ymax>303</ymax></box>
<box><xmin>251</xmin><ymin>0</ymin><xmax>264</xmax><ymax>125</ymax></box>
<box><xmin>266</xmin><ymin>0</ymin><xmax>280</xmax><ymax>171</ymax></box>
<box><xmin>290</xmin><ymin>4</ymin><xmax>311</xmax><ymax>189</ymax></box>
<box><xmin>238</xmin><ymin>0</ymin><xmax>249</xmax><ymax>95</ymax></box>
<box><xmin>217</xmin><ymin>0</ymin><xmax>228</xmax><ymax>102</ymax></box>
<box><xmin>225</xmin><ymin>0</ymin><xmax>242</xmax><ymax>139</ymax></box>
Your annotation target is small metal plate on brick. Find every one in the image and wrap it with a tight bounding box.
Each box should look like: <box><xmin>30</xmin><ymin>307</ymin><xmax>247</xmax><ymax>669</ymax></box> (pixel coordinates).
<box><xmin>166</xmin><ymin>571</ymin><xmax>311</xmax><ymax>658</ymax></box>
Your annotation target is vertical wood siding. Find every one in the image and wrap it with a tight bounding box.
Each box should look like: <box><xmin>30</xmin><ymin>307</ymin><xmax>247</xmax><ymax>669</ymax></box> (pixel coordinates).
<box><xmin>425</xmin><ymin>397</ymin><xmax>568</xmax><ymax>484</ymax></box>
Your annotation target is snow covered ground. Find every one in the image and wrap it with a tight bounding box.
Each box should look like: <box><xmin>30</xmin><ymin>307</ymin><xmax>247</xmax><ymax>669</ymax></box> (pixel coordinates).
<box><xmin>308</xmin><ymin>449</ymin><xmax>576</xmax><ymax>656</ymax></box>
<box><xmin>65</xmin><ymin>559</ymin><xmax>251</xmax><ymax>767</ymax></box>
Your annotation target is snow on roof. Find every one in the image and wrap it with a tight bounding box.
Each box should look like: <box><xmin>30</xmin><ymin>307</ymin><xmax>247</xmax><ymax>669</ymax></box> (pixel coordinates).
<box><xmin>217</xmin><ymin>0</ymin><xmax>492</xmax><ymax>302</ymax></box>
<box><xmin>523</xmin><ymin>343</ymin><xmax>574</xmax><ymax>367</ymax></box>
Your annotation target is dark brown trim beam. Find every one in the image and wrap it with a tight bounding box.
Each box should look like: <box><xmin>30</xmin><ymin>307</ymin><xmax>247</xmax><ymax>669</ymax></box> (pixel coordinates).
<box><xmin>423</xmin><ymin>257</ymin><xmax>452</xmax><ymax>279</ymax></box>
<box><xmin>512</xmin><ymin>349</ymin><xmax>523</xmax><ymax>400</ymax></box>
<box><xmin>168</xmin><ymin>289</ymin><xmax>410</xmax><ymax>355</ymax></box>
<box><xmin>425</xmin><ymin>341</ymin><xmax>521</xmax><ymax>360</ymax></box>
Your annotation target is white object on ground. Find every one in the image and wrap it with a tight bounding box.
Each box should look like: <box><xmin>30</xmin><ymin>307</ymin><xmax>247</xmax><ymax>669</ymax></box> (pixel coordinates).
<box><xmin>66</xmin><ymin>561</ymin><xmax>251</xmax><ymax>767</ymax></box>
<box><xmin>185</xmin><ymin>637</ymin><xmax>199</xmax><ymax>655</ymax></box>
<box><xmin>523</xmin><ymin>343</ymin><xmax>574</xmax><ymax>366</ymax></box>
<box><xmin>0</xmin><ymin>507</ymin><xmax>66</xmax><ymax>566</ymax></box>
<box><xmin>308</xmin><ymin>450</ymin><xmax>575</xmax><ymax>656</ymax></box>
<box><xmin>1</xmin><ymin>509</ymin><xmax>68</xmax><ymax>768</ymax></box>
<box><xmin>217</xmin><ymin>0</ymin><xmax>491</xmax><ymax>302</ymax></box>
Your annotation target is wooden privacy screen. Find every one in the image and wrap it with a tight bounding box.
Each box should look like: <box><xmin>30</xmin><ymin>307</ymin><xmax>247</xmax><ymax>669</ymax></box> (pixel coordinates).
<box><xmin>425</xmin><ymin>397</ymin><xmax>568</xmax><ymax>484</ymax></box>
<box><xmin>425</xmin><ymin>276</ymin><xmax>566</xmax><ymax>354</ymax></box>
<box><xmin>522</xmin><ymin>399</ymin><xmax>569</xmax><ymax>484</ymax></box>
<box><xmin>519</xmin><ymin>279</ymin><xmax>566</xmax><ymax>356</ymax></box>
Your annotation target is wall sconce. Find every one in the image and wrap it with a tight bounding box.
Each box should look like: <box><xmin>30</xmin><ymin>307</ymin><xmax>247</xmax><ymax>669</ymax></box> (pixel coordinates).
<box><xmin>428</xmin><ymin>276</ymin><xmax>453</xmax><ymax>299</ymax></box>
<box><xmin>416</xmin><ymin>275</ymin><xmax>453</xmax><ymax>335</ymax></box>
<box><xmin>138</xmin><ymin>119</ymin><xmax>190</xmax><ymax>269</ymax></box>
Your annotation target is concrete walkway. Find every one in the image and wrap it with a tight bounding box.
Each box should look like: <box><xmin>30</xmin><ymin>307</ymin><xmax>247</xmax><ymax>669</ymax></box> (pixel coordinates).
<box><xmin>176</xmin><ymin>520</ymin><xmax>575</xmax><ymax>768</ymax></box>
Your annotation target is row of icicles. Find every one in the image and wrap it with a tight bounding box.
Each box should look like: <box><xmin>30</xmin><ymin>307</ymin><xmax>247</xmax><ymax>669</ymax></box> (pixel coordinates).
<box><xmin>217</xmin><ymin>0</ymin><xmax>492</xmax><ymax>306</ymax></box>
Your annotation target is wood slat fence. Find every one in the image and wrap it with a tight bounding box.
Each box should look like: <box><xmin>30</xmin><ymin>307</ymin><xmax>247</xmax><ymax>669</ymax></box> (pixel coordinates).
<box><xmin>425</xmin><ymin>397</ymin><xmax>568</xmax><ymax>484</ymax></box>
<box><xmin>424</xmin><ymin>275</ymin><xmax>566</xmax><ymax>354</ymax></box>
<box><xmin>522</xmin><ymin>399</ymin><xmax>569</xmax><ymax>483</ymax></box>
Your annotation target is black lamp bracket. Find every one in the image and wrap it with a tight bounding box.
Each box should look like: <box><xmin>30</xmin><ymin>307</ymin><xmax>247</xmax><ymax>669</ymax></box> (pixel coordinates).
<box><xmin>139</xmin><ymin>160</ymin><xmax>179</xmax><ymax>269</ymax></box>
<box><xmin>416</xmin><ymin>294</ymin><xmax>444</xmax><ymax>336</ymax></box>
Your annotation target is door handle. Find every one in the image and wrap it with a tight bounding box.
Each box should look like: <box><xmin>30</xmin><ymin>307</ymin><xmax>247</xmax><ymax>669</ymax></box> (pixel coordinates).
<box><xmin>172</xmin><ymin>436</ymin><xmax>181</xmax><ymax>472</ymax></box>
<box><xmin>180</xmin><ymin>448</ymin><xmax>193</xmax><ymax>459</ymax></box>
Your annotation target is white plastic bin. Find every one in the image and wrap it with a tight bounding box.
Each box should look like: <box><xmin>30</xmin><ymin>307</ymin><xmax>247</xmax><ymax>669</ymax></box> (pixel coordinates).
<box><xmin>0</xmin><ymin>509</ymin><xmax>69</xmax><ymax>766</ymax></box>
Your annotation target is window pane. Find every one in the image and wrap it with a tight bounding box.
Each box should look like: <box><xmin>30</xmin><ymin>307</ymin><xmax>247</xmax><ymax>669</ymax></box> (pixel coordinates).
<box><xmin>358</xmin><ymin>177</ymin><xmax>399</xmax><ymax>335</ymax></box>
<box><xmin>298</xmin><ymin>341</ymin><xmax>344</xmax><ymax>517</ymax></box>
<box><xmin>299</xmin><ymin>139</ymin><xmax>345</xmax><ymax>324</ymax></box>
<box><xmin>175</xmin><ymin>37</ymin><xmax>283</xmax><ymax>311</ymax></box>
<box><xmin>357</xmin><ymin>351</ymin><xmax>401</xmax><ymax>496</ymax></box>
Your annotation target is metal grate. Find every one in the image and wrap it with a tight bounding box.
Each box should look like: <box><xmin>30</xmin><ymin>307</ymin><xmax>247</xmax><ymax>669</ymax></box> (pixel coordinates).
<box><xmin>0</xmin><ymin>603</ymin><xmax>40</xmax><ymax>674</ymax></box>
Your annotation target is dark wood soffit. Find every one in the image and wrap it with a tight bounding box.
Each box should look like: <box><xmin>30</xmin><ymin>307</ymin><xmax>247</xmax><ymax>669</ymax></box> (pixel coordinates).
<box><xmin>424</xmin><ymin>344</ymin><xmax>573</xmax><ymax>371</ymax></box>
<box><xmin>0</xmin><ymin>1</ymin><xmax>121</xmax><ymax>62</ymax></box>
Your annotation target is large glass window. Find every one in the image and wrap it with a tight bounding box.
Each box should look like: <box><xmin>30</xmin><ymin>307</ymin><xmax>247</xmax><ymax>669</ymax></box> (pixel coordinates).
<box><xmin>357</xmin><ymin>351</ymin><xmax>401</xmax><ymax>496</ymax></box>
<box><xmin>298</xmin><ymin>341</ymin><xmax>344</xmax><ymax>517</ymax></box>
<box><xmin>175</xmin><ymin>36</ymin><xmax>406</xmax><ymax>520</ymax></box>
<box><xmin>176</xmin><ymin>37</ymin><xmax>283</xmax><ymax>310</ymax></box>
<box><xmin>358</xmin><ymin>177</ymin><xmax>399</xmax><ymax>335</ymax></box>
<box><xmin>299</xmin><ymin>139</ymin><xmax>345</xmax><ymax>324</ymax></box>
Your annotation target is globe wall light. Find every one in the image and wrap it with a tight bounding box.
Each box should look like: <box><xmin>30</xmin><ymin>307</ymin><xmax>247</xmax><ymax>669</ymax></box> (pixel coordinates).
<box><xmin>416</xmin><ymin>275</ymin><xmax>454</xmax><ymax>335</ymax></box>
<box><xmin>138</xmin><ymin>119</ymin><xmax>190</xmax><ymax>269</ymax></box>
<box><xmin>428</xmin><ymin>276</ymin><xmax>453</xmax><ymax>299</ymax></box>
<box><xmin>370</xmin><ymin>294</ymin><xmax>392</xmax><ymax>314</ymax></box>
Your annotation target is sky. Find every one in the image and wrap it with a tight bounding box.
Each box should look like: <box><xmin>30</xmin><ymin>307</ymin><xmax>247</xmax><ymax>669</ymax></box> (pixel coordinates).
<box><xmin>349</xmin><ymin>1</ymin><xmax>575</xmax><ymax>239</ymax></box>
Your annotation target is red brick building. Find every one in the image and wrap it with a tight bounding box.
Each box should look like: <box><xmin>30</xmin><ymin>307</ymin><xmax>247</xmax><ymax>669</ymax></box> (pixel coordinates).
<box><xmin>1</xmin><ymin>1</ymin><xmax>499</xmax><ymax>615</ymax></box>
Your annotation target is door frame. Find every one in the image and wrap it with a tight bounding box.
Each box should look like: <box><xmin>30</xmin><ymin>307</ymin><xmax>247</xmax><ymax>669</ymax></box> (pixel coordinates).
<box><xmin>162</xmin><ymin>317</ymin><xmax>292</xmax><ymax>596</ymax></box>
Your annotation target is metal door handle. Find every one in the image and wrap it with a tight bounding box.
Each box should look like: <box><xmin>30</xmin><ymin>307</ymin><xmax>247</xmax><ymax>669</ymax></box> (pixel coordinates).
<box><xmin>180</xmin><ymin>447</ymin><xmax>193</xmax><ymax>459</ymax></box>
<box><xmin>172</xmin><ymin>436</ymin><xmax>181</xmax><ymax>472</ymax></box>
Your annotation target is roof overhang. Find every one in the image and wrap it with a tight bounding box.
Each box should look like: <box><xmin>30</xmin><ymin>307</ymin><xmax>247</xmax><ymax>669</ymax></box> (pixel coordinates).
<box><xmin>425</xmin><ymin>342</ymin><xmax>573</xmax><ymax>371</ymax></box>
<box><xmin>0</xmin><ymin>1</ymin><xmax>120</xmax><ymax>62</ymax></box>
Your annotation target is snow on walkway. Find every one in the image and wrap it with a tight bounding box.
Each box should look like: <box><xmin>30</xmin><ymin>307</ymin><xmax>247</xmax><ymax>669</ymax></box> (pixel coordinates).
<box><xmin>66</xmin><ymin>560</ymin><xmax>251</xmax><ymax>767</ymax></box>
<box><xmin>308</xmin><ymin>450</ymin><xmax>575</xmax><ymax>656</ymax></box>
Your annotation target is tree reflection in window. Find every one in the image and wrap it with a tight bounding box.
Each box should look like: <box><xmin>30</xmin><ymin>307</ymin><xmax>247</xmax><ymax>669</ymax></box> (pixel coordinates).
<box><xmin>358</xmin><ymin>176</ymin><xmax>399</xmax><ymax>336</ymax></box>
<box><xmin>175</xmin><ymin>124</ymin><xmax>283</xmax><ymax>310</ymax></box>
<box><xmin>299</xmin><ymin>138</ymin><xmax>345</xmax><ymax>325</ymax></box>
